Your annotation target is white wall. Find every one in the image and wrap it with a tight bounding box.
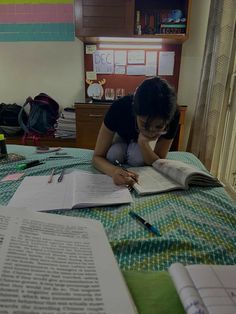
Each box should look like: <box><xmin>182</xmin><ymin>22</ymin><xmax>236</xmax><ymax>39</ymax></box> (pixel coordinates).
<box><xmin>178</xmin><ymin>0</ymin><xmax>211</xmax><ymax>150</ymax></box>
<box><xmin>0</xmin><ymin>38</ymin><xmax>85</xmax><ymax>109</ymax></box>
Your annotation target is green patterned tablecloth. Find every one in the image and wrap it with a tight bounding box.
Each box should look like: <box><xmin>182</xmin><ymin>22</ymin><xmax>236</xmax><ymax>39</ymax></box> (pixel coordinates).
<box><xmin>1</xmin><ymin>145</ymin><xmax>235</xmax><ymax>271</ymax></box>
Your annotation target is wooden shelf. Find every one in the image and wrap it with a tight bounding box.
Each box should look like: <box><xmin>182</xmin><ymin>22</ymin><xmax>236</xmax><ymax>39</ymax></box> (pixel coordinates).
<box><xmin>75</xmin><ymin>0</ymin><xmax>192</xmax><ymax>44</ymax></box>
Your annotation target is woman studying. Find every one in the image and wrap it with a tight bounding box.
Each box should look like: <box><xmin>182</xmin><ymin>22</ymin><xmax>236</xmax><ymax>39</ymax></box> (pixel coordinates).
<box><xmin>92</xmin><ymin>76</ymin><xmax>180</xmax><ymax>187</ymax></box>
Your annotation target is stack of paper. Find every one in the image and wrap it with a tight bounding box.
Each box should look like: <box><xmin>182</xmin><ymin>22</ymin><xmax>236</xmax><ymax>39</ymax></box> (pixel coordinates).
<box><xmin>55</xmin><ymin>107</ymin><xmax>76</xmax><ymax>138</ymax></box>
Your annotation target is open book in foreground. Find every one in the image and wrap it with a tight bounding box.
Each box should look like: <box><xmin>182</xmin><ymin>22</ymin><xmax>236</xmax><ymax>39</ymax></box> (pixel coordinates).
<box><xmin>168</xmin><ymin>262</ymin><xmax>236</xmax><ymax>314</ymax></box>
<box><xmin>0</xmin><ymin>206</ymin><xmax>137</xmax><ymax>313</ymax></box>
<box><xmin>8</xmin><ymin>170</ymin><xmax>133</xmax><ymax>211</ymax></box>
<box><xmin>130</xmin><ymin>159</ymin><xmax>222</xmax><ymax>195</ymax></box>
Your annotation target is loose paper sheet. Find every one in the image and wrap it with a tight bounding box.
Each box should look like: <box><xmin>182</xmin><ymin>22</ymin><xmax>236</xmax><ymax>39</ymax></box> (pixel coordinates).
<box><xmin>158</xmin><ymin>51</ymin><xmax>175</xmax><ymax>76</ymax></box>
<box><xmin>145</xmin><ymin>51</ymin><xmax>157</xmax><ymax>76</ymax></box>
<box><xmin>93</xmin><ymin>50</ymin><xmax>114</xmax><ymax>74</ymax></box>
<box><xmin>114</xmin><ymin>50</ymin><xmax>127</xmax><ymax>65</ymax></box>
<box><xmin>127</xmin><ymin>65</ymin><xmax>146</xmax><ymax>75</ymax></box>
<box><xmin>128</xmin><ymin>50</ymin><xmax>145</xmax><ymax>64</ymax></box>
<box><xmin>86</xmin><ymin>71</ymin><xmax>97</xmax><ymax>80</ymax></box>
<box><xmin>115</xmin><ymin>65</ymin><xmax>126</xmax><ymax>74</ymax></box>
<box><xmin>85</xmin><ymin>44</ymin><xmax>97</xmax><ymax>54</ymax></box>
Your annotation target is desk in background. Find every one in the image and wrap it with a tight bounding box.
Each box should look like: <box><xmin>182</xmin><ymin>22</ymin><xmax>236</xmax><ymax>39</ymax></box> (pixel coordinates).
<box><xmin>5</xmin><ymin>104</ymin><xmax>187</xmax><ymax>151</ymax></box>
<box><xmin>75</xmin><ymin>103</ymin><xmax>187</xmax><ymax>150</ymax></box>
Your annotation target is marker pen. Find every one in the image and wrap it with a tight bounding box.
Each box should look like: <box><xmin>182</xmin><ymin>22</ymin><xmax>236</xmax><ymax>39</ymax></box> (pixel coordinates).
<box><xmin>17</xmin><ymin>160</ymin><xmax>42</xmax><ymax>170</ymax></box>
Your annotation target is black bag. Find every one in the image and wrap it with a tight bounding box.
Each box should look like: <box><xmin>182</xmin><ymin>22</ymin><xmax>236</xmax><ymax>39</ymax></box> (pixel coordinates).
<box><xmin>18</xmin><ymin>93</ymin><xmax>59</xmax><ymax>136</ymax></box>
<box><xmin>0</xmin><ymin>103</ymin><xmax>27</xmax><ymax>136</ymax></box>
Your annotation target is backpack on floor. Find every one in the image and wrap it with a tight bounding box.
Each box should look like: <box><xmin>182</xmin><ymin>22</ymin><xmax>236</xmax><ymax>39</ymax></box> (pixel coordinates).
<box><xmin>18</xmin><ymin>93</ymin><xmax>59</xmax><ymax>138</ymax></box>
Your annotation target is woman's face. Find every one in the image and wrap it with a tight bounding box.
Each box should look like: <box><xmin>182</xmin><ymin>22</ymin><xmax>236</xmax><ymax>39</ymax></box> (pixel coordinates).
<box><xmin>136</xmin><ymin>116</ymin><xmax>167</xmax><ymax>140</ymax></box>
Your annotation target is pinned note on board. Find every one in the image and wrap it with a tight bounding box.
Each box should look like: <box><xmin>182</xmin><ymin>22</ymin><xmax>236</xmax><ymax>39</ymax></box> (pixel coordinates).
<box><xmin>158</xmin><ymin>51</ymin><xmax>175</xmax><ymax>76</ymax></box>
<box><xmin>86</xmin><ymin>45</ymin><xmax>97</xmax><ymax>54</ymax></box>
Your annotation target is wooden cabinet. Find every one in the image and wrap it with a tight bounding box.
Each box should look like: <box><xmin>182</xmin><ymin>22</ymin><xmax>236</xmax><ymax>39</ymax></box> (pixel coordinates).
<box><xmin>75</xmin><ymin>0</ymin><xmax>192</xmax><ymax>43</ymax></box>
<box><xmin>75</xmin><ymin>0</ymin><xmax>134</xmax><ymax>37</ymax></box>
<box><xmin>75</xmin><ymin>104</ymin><xmax>110</xmax><ymax>149</ymax></box>
<box><xmin>75</xmin><ymin>103</ymin><xmax>187</xmax><ymax>151</ymax></box>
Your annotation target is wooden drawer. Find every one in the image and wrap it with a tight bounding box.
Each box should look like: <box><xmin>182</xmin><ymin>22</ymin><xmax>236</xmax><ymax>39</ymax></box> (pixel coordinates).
<box><xmin>75</xmin><ymin>104</ymin><xmax>110</xmax><ymax>149</ymax></box>
<box><xmin>76</xmin><ymin>107</ymin><xmax>108</xmax><ymax>122</ymax></box>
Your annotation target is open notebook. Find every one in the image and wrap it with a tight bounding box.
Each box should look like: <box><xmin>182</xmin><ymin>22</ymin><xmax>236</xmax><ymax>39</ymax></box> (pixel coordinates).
<box><xmin>8</xmin><ymin>170</ymin><xmax>133</xmax><ymax>211</ymax></box>
<box><xmin>169</xmin><ymin>263</ymin><xmax>236</xmax><ymax>314</ymax></box>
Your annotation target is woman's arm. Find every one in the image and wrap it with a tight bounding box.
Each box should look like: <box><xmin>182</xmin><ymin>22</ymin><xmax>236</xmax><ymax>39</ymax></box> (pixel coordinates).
<box><xmin>138</xmin><ymin>134</ymin><xmax>173</xmax><ymax>165</ymax></box>
<box><xmin>92</xmin><ymin>122</ymin><xmax>117</xmax><ymax>176</ymax></box>
<box><xmin>92</xmin><ymin>123</ymin><xmax>138</xmax><ymax>186</ymax></box>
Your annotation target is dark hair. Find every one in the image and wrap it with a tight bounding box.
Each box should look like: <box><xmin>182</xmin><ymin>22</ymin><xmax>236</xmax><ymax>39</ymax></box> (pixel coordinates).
<box><xmin>133</xmin><ymin>77</ymin><xmax>177</xmax><ymax>124</ymax></box>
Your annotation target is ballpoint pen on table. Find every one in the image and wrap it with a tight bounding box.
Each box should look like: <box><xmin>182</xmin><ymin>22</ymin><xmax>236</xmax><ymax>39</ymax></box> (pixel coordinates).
<box><xmin>114</xmin><ymin>160</ymin><xmax>139</xmax><ymax>184</ymax></box>
<box><xmin>129</xmin><ymin>211</ymin><xmax>161</xmax><ymax>236</ymax></box>
<box><xmin>57</xmin><ymin>169</ymin><xmax>65</xmax><ymax>183</ymax></box>
<box><xmin>48</xmin><ymin>168</ymin><xmax>55</xmax><ymax>183</ymax></box>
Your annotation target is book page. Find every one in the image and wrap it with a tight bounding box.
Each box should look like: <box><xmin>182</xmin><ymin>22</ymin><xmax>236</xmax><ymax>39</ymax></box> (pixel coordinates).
<box><xmin>0</xmin><ymin>207</ymin><xmax>137</xmax><ymax>314</ymax></box>
<box><xmin>169</xmin><ymin>263</ymin><xmax>208</xmax><ymax>314</ymax></box>
<box><xmin>129</xmin><ymin>166</ymin><xmax>183</xmax><ymax>195</ymax></box>
<box><xmin>153</xmin><ymin>159</ymin><xmax>216</xmax><ymax>187</ymax></box>
<box><xmin>73</xmin><ymin>171</ymin><xmax>133</xmax><ymax>207</ymax></box>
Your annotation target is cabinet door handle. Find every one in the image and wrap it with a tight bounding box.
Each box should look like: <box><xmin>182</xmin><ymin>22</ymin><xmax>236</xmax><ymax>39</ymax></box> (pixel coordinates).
<box><xmin>89</xmin><ymin>114</ymin><xmax>103</xmax><ymax>117</ymax></box>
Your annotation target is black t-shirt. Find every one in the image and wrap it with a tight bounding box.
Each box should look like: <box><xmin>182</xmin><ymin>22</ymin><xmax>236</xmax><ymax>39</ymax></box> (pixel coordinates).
<box><xmin>104</xmin><ymin>95</ymin><xmax>180</xmax><ymax>143</ymax></box>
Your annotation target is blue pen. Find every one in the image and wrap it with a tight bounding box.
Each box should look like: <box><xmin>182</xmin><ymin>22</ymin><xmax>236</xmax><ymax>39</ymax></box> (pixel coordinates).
<box><xmin>129</xmin><ymin>211</ymin><xmax>161</xmax><ymax>236</ymax></box>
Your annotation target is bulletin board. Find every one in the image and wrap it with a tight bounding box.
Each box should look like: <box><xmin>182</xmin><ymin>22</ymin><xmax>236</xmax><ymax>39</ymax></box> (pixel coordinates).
<box><xmin>0</xmin><ymin>0</ymin><xmax>74</xmax><ymax>41</ymax></box>
<box><xmin>84</xmin><ymin>43</ymin><xmax>182</xmax><ymax>98</ymax></box>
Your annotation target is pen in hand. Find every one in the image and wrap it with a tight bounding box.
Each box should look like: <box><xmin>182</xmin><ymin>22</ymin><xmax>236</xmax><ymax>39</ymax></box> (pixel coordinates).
<box><xmin>115</xmin><ymin>160</ymin><xmax>139</xmax><ymax>184</ymax></box>
<box><xmin>57</xmin><ymin>169</ymin><xmax>65</xmax><ymax>183</ymax></box>
<box><xmin>129</xmin><ymin>211</ymin><xmax>161</xmax><ymax>236</ymax></box>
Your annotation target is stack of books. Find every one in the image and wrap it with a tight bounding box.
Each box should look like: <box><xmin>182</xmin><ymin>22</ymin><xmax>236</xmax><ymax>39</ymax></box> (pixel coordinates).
<box><xmin>135</xmin><ymin>9</ymin><xmax>186</xmax><ymax>35</ymax></box>
<box><xmin>160</xmin><ymin>23</ymin><xmax>186</xmax><ymax>34</ymax></box>
<box><xmin>55</xmin><ymin>107</ymin><xmax>76</xmax><ymax>138</ymax></box>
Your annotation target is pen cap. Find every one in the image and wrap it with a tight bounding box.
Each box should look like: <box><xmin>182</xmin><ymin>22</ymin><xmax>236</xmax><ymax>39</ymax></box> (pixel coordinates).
<box><xmin>16</xmin><ymin>163</ymin><xmax>26</xmax><ymax>170</ymax></box>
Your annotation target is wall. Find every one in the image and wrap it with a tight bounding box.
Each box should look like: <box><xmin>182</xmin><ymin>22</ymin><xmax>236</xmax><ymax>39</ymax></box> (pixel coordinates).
<box><xmin>178</xmin><ymin>0</ymin><xmax>211</xmax><ymax>150</ymax></box>
<box><xmin>0</xmin><ymin>0</ymin><xmax>211</xmax><ymax>149</ymax></box>
<box><xmin>0</xmin><ymin>38</ymin><xmax>85</xmax><ymax>108</ymax></box>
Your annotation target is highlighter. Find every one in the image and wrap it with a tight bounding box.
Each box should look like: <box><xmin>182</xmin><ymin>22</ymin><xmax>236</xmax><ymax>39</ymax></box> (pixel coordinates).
<box><xmin>17</xmin><ymin>160</ymin><xmax>42</xmax><ymax>170</ymax></box>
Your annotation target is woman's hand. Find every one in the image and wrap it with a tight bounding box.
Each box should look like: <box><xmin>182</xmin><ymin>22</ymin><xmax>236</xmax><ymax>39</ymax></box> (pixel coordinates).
<box><xmin>138</xmin><ymin>132</ymin><xmax>160</xmax><ymax>143</ymax></box>
<box><xmin>112</xmin><ymin>168</ymin><xmax>139</xmax><ymax>186</ymax></box>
